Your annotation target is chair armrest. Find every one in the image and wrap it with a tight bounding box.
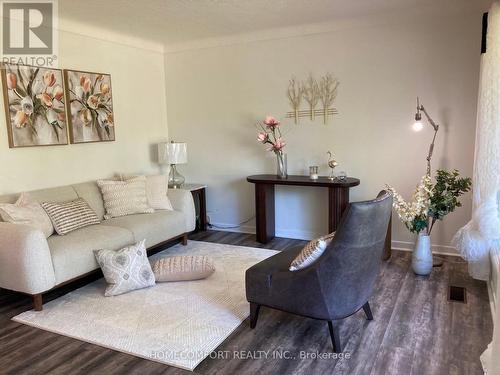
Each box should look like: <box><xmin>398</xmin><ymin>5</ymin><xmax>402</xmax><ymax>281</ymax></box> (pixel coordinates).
<box><xmin>0</xmin><ymin>222</ymin><xmax>56</xmax><ymax>294</ymax></box>
<box><xmin>168</xmin><ymin>189</ymin><xmax>196</xmax><ymax>232</ymax></box>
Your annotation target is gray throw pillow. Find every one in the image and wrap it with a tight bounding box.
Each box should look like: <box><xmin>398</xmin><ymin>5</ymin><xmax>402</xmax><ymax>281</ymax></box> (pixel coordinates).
<box><xmin>94</xmin><ymin>240</ymin><xmax>155</xmax><ymax>296</ymax></box>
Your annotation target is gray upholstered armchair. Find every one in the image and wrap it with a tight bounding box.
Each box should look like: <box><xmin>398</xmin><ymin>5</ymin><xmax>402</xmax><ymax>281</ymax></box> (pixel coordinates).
<box><xmin>245</xmin><ymin>190</ymin><xmax>393</xmax><ymax>352</ymax></box>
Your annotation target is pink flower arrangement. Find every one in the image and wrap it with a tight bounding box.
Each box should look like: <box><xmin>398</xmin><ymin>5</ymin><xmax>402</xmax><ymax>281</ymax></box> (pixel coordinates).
<box><xmin>256</xmin><ymin>116</ymin><xmax>286</xmax><ymax>154</ymax></box>
<box><xmin>264</xmin><ymin>116</ymin><xmax>280</xmax><ymax>128</ymax></box>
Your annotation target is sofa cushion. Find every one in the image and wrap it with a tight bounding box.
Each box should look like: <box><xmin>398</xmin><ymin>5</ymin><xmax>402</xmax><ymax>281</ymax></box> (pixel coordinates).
<box><xmin>48</xmin><ymin>224</ymin><xmax>135</xmax><ymax>284</ymax></box>
<box><xmin>30</xmin><ymin>186</ymin><xmax>79</xmax><ymax>204</ymax></box>
<box><xmin>72</xmin><ymin>181</ymin><xmax>106</xmax><ymax>220</ymax></box>
<box><xmin>101</xmin><ymin>210</ymin><xmax>186</xmax><ymax>248</ymax></box>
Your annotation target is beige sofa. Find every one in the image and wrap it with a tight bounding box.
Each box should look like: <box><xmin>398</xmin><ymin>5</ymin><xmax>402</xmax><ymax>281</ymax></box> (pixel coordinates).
<box><xmin>0</xmin><ymin>180</ymin><xmax>196</xmax><ymax>310</ymax></box>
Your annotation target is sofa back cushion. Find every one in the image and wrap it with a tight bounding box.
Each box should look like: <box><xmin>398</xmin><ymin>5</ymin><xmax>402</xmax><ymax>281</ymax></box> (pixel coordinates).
<box><xmin>72</xmin><ymin>181</ymin><xmax>106</xmax><ymax>220</ymax></box>
<box><xmin>0</xmin><ymin>186</ymin><xmax>79</xmax><ymax>220</ymax></box>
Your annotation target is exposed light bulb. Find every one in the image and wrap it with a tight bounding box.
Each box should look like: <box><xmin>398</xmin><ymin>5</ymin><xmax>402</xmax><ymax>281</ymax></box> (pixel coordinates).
<box><xmin>412</xmin><ymin>120</ymin><xmax>424</xmax><ymax>132</ymax></box>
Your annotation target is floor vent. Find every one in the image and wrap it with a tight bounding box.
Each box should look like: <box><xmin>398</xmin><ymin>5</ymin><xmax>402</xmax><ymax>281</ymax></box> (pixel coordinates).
<box><xmin>448</xmin><ymin>286</ymin><xmax>467</xmax><ymax>303</ymax></box>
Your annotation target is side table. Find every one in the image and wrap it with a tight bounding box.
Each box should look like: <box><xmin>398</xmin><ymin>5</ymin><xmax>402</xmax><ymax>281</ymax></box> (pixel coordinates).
<box><xmin>181</xmin><ymin>183</ymin><xmax>207</xmax><ymax>232</ymax></box>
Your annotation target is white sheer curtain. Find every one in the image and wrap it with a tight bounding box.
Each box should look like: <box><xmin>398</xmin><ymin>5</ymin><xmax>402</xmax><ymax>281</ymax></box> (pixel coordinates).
<box><xmin>452</xmin><ymin>2</ymin><xmax>500</xmax><ymax>281</ymax></box>
<box><xmin>452</xmin><ymin>3</ymin><xmax>500</xmax><ymax>374</ymax></box>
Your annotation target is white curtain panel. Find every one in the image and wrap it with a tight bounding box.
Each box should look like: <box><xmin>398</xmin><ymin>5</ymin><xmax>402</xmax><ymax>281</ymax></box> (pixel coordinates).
<box><xmin>453</xmin><ymin>2</ymin><xmax>500</xmax><ymax>281</ymax></box>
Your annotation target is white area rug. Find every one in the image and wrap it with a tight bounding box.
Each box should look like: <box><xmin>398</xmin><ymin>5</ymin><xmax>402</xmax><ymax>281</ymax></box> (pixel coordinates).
<box><xmin>12</xmin><ymin>241</ymin><xmax>278</xmax><ymax>371</ymax></box>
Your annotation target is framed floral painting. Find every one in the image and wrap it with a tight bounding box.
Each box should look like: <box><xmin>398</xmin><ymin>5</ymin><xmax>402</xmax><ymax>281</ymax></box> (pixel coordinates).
<box><xmin>1</xmin><ymin>64</ymin><xmax>68</xmax><ymax>147</ymax></box>
<box><xmin>64</xmin><ymin>69</ymin><xmax>115</xmax><ymax>143</ymax></box>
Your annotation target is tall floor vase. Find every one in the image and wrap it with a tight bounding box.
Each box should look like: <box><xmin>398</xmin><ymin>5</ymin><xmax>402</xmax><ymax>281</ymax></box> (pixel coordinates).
<box><xmin>412</xmin><ymin>233</ymin><xmax>433</xmax><ymax>276</ymax></box>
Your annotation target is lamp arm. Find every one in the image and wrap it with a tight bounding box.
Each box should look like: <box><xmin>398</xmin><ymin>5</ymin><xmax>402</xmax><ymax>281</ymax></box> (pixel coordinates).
<box><xmin>417</xmin><ymin>104</ymin><xmax>439</xmax><ymax>175</ymax></box>
<box><xmin>418</xmin><ymin>105</ymin><xmax>439</xmax><ymax>131</ymax></box>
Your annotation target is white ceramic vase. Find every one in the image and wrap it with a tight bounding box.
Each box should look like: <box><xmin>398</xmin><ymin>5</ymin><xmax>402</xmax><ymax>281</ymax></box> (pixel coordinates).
<box><xmin>412</xmin><ymin>233</ymin><xmax>433</xmax><ymax>276</ymax></box>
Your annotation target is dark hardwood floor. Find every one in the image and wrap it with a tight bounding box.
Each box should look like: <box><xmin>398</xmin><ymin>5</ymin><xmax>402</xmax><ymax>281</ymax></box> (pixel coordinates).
<box><xmin>0</xmin><ymin>230</ymin><xmax>493</xmax><ymax>375</ymax></box>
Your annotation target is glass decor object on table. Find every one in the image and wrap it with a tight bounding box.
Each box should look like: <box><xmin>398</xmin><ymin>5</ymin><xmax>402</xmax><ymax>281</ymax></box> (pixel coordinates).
<box><xmin>337</xmin><ymin>171</ymin><xmax>347</xmax><ymax>181</ymax></box>
<box><xmin>276</xmin><ymin>151</ymin><xmax>287</xmax><ymax>179</ymax></box>
<box><xmin>309</xmin><ymin>166</ymin><xmax>319</xmax><ymax>180</ymax></box>
<box><xmin>327</xmin><ymin>151</ymin><xmax>338</xmax><ymax>180</ymax></box>
<box><xmin>158</xmin><ymin>141</ymin><xmax>188</xmax><ymax>189</ymax></box>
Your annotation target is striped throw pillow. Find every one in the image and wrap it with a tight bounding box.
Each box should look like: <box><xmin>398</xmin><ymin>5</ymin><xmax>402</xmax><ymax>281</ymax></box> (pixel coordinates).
<box><xmin>289</xmin><ymin>232</ymin><xmax>336</xmax><ymax>271</ymax></box>
<box><xmin>42</xmin><ymin>198</ymin><xmax>100</xmax><ymax>235</ymax></box>
<box><xmin>97</xmin><ymin>176</ymin><xmax>154</xmax><ymax>219</ymax></box>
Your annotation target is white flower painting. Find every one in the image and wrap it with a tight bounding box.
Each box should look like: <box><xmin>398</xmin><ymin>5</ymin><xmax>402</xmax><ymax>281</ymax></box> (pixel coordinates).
<box><xmin>64</xmin><ymin>70</ymin><xmax>115</xmax><ymax>143</ymax></box>
<box><xmin>1</xmin><ymin>63</ymin><xmax>68</xmax><ymax>147</ymax></box>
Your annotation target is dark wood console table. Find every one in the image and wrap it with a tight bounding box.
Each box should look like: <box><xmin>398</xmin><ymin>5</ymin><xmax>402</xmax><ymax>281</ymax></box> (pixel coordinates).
<box><xmin>247</xmin><ymin>174</ymin><xmax>392</xmax><ymax>259</ymax></box>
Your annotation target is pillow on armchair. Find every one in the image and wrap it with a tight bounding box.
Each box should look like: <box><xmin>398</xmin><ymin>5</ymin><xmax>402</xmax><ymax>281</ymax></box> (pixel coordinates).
<box><xmin>289</xmin><ymin>232</ymin><xmax>335</xmax><ymax>271</ymax></box>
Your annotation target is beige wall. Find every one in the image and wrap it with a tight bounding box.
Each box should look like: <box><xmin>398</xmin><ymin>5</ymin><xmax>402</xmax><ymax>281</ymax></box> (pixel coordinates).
<box><xmin>0</xmin><ymin>30</ymin><xmax>168</xmax><ymax>194</ymax></box>
<box><xmin>165</xmin><ymin>7</ymin><xmax>485</xmax><ymax>252</ymax></box>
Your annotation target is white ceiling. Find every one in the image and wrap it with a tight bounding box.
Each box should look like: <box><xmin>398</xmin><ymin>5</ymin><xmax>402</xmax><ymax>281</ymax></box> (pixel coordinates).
<box><xmin>59</xmin><ymin>0</ymin><xmax>491</xmax><ymax>51</ymax></box>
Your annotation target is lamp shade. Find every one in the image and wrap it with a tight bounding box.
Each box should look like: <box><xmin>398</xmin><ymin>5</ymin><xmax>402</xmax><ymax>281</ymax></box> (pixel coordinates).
<box><xmin>158</xmin><ymin>142</ymin><xmax>187</xmax><ymax>165</ymax></box>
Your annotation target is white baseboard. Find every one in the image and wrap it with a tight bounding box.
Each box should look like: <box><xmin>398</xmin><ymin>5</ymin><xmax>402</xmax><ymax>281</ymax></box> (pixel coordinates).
<box><xmin>209</xmin><ymin>222</ymin><xmax>460</xmax><ymax>255</ymax></box>
<box><xmin>208</xmin><ymin>222</ymin><xmax>321</xmax><ymax>241</ymax></box>
<box><xmin>391</xmin><ymin>240</ymin><xmax>459</xmax><ymax>256</ymax></box>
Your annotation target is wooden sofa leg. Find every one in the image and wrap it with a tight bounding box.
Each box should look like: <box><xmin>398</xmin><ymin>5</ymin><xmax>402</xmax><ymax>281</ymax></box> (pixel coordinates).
<box><xmin>33</xmin><ymin>294</ymin><xmax>43</xmax><ymax>311</ymax></box>
<box><xmin>182</xmin><ymin>233</ymin><xmax>188</xmax><ymax>246</ymax></box>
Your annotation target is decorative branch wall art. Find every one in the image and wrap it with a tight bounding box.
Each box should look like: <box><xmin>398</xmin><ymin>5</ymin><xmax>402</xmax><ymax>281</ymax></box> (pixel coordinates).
<box><xmin>64</xmin><ymin>69</ymin><xmax>115</xmax><ymax>144</ymax></box>
<box><xmin>287</xmin><ymin>77</ymin><xmax>303</xmax><ymax>124</ymax></box>
<box><xmin>286</xmin><ymin>73</ymin><xmax>339</xmax><ymax>124</ymax></box>
<box><xmin>1</xmin><ymin>63</ymin><xmax>68</xmax><ymax>147</ymax></box>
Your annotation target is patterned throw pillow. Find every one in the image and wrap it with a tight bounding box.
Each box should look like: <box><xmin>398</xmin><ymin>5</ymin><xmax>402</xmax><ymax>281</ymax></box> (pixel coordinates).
<box><xmin>152</xmin><ymin>255</ymin><xmax>215</xmax><ymax>282</ymax></box>
<box><xmin>94</xmin><ymin>240</ymin><xmax>156</xmax><ymax>297</ymax></box>
<box><xmin>97</xmin><ymin>176</ymin><xmax>154</xmax><ymax>219</ymax></box>
<box><xmin>0</xmin><ymin>192</ymin><xmax>54</xmax><ymax>238</ymax></box>
<box><xmin>289</xmin><ymin>232</ymin><xmax>336</xmax><ymax>271</ymax></box>
<box><xmin>41</xmin><ymin>198</ymin><xmax>100</xmax><ymax>236</ymax></box>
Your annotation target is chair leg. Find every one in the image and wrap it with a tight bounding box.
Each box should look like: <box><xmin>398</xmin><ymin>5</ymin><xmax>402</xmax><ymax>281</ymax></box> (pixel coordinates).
<box><xmin>362</xmin><ymin>302</ymin><xmax>373</xmax><ymax>321</ymax></box>
<box><xmin>327</xmin><ymin>321</ymin><xmax>342</xmax><ymax>353</ymax></box>
<box><xmin>249</xmin><ymin>303</ymin><xmax>261</xmax><ymax>329</ymax></box>
<box><xmin>182</xmin><ymin>233</ymin><xmax>188</xmax><ymax>246</ymax></box>
<box><xmin>33</xmin><ymin>294</ymin><xmax>43</xmax><ymax>311</ymax></box>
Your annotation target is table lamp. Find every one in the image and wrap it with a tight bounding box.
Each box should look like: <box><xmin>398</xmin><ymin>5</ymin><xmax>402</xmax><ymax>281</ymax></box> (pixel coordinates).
<box><xmin>158</xmin><ymin>141</ymin><xmax>188</xmax><ymax>188</ymax></box>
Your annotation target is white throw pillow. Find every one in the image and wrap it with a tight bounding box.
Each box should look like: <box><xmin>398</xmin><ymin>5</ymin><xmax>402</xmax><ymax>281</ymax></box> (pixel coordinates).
<box><xmin>97</xmin><ymin>176</ymin><xmax>154</xmax><ymax>219</ymax></box>
<box><xmin>289</xmin><ymin>232</ymin><xmax>336</xmax><ymax>271</ymax></box>
<box><xmin>119</xmin><ymin>174</ymin><xmax>173</xmax><ymax>211</ymax></box>
<box><xmin>94</xmin><ymin>240</ymin><xmax>156</xmax><ymax>297</ymax></box>
<box><xmin>145</xmin><ymin>175</ymin><xmax>173</xmax><ymax>210</ymax></box>
<box><xmin>0</xmin><ymin>192</ymin><xmax>54</xmax><ymax>238</ymax></box>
